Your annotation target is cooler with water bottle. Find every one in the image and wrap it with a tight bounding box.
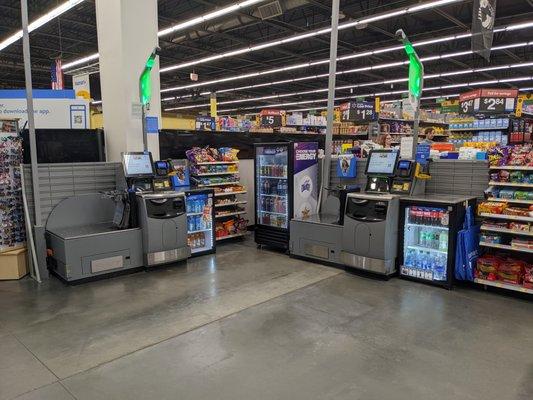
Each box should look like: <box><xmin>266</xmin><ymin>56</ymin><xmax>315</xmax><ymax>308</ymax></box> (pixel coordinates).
<box><xmin>185</xmin><ymin>189</ymin><xmax>215</xmax><ymax>256</ymax></box>
<box><xmin>398</xmin><ymin>195</ymin><xmax>476</xmax><ymax>289</ymax></box>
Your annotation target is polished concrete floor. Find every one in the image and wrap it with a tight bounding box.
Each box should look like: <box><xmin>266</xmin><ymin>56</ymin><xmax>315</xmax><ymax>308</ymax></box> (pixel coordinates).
<box><xmin>0</xmin><ymin>238</ymin><xmax>532</xmax><ymax>400</ymax></box>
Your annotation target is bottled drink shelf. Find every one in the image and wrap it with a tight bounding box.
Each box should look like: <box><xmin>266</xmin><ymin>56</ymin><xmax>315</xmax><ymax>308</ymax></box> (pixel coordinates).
<box><xmin>407</xmin><ymin>245</ymin><xmax>448</xmax><ymax>254</ymax></box>
<box><xmin>406</xmin><ymin>222</ymin><xmax>449</xmax><ymax>230</ymax></box>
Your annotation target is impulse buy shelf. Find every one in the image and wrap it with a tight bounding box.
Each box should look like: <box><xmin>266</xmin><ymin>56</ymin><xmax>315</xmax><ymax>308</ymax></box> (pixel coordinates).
<box><xmin>477</xmin><ymin>159</ymin><xmax>533</xmax><ymax>295</ymax></box>
<box><xmin>189</xmin><ymin>157</ymin><xmax>248</xmax><ymax>241</ymax></box>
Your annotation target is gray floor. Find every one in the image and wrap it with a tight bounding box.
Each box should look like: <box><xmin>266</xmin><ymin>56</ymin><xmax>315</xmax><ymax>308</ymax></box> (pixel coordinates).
<box><xmin>1</xmin><ymin>238</ymin><xmax>532</xmax><ymax>400</ymax></box>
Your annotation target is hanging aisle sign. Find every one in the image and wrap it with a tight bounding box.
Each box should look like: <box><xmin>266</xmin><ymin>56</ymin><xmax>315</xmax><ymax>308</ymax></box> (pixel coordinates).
<box><xmin>260</xmin><ymin>109</ymin><xmax>282</xmax><ymax>128</ymax></box>
<box><xmin>472</xmin><ymin>0</ymin><xmax>497</xmax><ymax>61</ymax></box>
<box><xmin>339</xmin><ymin>101</ymin><xmax>376</xmax><ymax>122</ymax></box>
<box><xmin>459</xmin><ymin>88</ymin><xmax>518</xmax><ymax>115</ymax></box>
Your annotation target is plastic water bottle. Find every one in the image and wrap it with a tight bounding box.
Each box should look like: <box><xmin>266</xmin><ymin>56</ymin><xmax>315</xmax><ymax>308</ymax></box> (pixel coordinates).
<box><xmin>439</xmin><ymin>231</ymin><xmax>448</xmax><ymax>251</ymax></box>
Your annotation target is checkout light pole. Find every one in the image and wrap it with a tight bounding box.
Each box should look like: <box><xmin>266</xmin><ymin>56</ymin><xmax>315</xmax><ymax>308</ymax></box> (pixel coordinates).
<box><xmin>139</xmin><ymin>47</ymin><xmax>161</xmax><ymax>152</ymax></box>
<box><xmin>396</xmin><ymin>29</ymin><xmax>424</xmax><ymax>159</ymax></box>
<box><xmin>321</xmin><ymin>0</ymin><xmax>340</xmax><ymax>206</ymax></box>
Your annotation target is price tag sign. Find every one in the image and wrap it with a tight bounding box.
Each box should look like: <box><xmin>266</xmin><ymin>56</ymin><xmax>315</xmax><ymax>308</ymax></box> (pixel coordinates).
<box><xmin>260</xmin><ymin>109</ymin><xmax>282</xmax><ymax>127</ymax></box>
<box><xmin>459</xmin><ymin>88</ymin><xmax>518</xmax><ymax>115</ymax></box>
<box><xmin>340</xmin><ymin>101</ymin><xmax>376</xmax><ymax>122</ymax></box>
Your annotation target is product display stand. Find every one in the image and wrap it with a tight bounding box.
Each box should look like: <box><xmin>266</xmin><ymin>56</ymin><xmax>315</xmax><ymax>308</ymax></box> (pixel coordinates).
<box><xmin>187</xmin><ymin>148</ymin><xmax>248</xmax><ymax>241</ymax></box>
<box><xmin>0</xmin><ymin>119</ymin><xmax>26</xmax><ymax>253</ymax></box>
<box><xmin>477</xmin><ymin>145</ymin><xmax>533</xmax><ymax>294</ymax></box>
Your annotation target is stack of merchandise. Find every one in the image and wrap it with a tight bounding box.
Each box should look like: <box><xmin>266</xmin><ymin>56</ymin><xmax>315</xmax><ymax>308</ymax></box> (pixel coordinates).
<box><xmin>0</xmin><ymin>125</ymin><xmax>25</xmax><ymax>253</ymax></box>
<box><xmin>186</xmin><ymin>146</ymin><xmax>248</xmax><ymax>241</ymax></box>
<box><xmin>476</xmin><ymin>255</ymin><xmax>533</xmax><ymax>289</ymax></box>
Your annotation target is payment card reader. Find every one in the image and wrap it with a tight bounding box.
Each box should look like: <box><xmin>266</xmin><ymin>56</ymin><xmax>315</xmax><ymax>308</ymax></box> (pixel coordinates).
<box><xmin>153</xmin><ymin>160</ymin><xmax>172</xmax><ymax>192</ymax></box>
<box><xmin>364</xmin><ymin>149</ymin><xmax>399</xmax><ymax>194</ymax></box>
<box><xmin>390</xmin><ymin>159</ymin><xmax>426</xmax><ymax>196</ymax></box>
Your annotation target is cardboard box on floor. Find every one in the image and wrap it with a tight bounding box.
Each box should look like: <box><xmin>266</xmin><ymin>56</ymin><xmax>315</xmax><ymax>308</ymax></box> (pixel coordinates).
<box><xmin>0</xmin><ymin>248</ymin><xmax>28</xmax><ymax>280</ymax></box>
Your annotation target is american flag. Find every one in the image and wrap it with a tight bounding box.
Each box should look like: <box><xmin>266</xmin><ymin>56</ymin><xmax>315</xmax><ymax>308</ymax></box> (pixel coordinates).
<box><xmin>51</xmin><ymin>58</ymin><xmax>64</xmax><ymax>90</ymax></box>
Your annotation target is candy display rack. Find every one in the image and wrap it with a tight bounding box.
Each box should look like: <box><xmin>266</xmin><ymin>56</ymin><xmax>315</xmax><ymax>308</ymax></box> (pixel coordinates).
<box><xmin>0</xmin><ymin>118</ymin><xmax>26</xmax><ymax>253</ymax></box>
<box><xmin>186</xmin><ymin>147</ymin><xmax>248</xmax><ymax>241</ymax></box>
<box><xmin>476</xmin><ymin>144</ymin><xmax>533</xmax><ymax>293</ymax></box>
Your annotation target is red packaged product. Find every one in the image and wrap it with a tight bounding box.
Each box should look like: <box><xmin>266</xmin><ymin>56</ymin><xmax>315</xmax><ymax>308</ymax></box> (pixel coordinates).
<box><xmin>476</xmin><ymin>255</ymin><xmax>501</xmax><ymax>281</ymax></box>
<box><xmin>524</xmin><ymin>264</ymin><xmax>533</xmax><ymax>289</ymax></box>
<box><xmin>497</xmin><ymin>257</ymin><xmax>526</xmax><ymax>285</ymax></box>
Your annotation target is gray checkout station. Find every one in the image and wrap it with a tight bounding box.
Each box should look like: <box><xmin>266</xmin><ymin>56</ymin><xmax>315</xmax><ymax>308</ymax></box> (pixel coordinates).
<box><xmin>291</xmin><ymin>149</ymin><xmax>476</xmax><ymax>287</ymax></box>
<box><xmin>46</xmin><ymin>152</ymin><xmax>190</xmax><ymax>283</ymax></box>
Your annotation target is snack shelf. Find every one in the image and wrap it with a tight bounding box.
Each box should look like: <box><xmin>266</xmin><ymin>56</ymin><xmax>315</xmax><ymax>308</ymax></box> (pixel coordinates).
<box><xmin>489</xmin><ymin>166</ymin><xmax>533</xmax><ymax>171</ymax></box>
<box><xmin>406</xmin><ymin>245</ymin><xmax>448</xmax><ymax>255</ymax></box>
<box><xmin>479</xmin><ymin>213</ymin><xmax>533</xmax><ymax>223</ymax></box>
<box><xmin>197</xmin><ymin>181</ymin><xmax>240</xmax><ymax>187</ymax></box>
<box><xmin>449</xmin><ymin>127</ymin><xmax>508</xmax><ymax>131</ymax></box>
<box><xmin>488</xmin><ymin>181</ymin><xmax>533</xmax><ymax>188</ymax></box>
<box><xmin>215</xmin><ymin>211</ymin><xmax>247</xmax><ymax>218</ymax></box>
<box><xmin>479</xmin><ymin>242</ymin><xmax>533</xmax><ymax>253</ymax></box>
<box><xmin>215</xmin><ymin>190</ymin><xmax>247</xmax><ymax>197</ymax></box>
<box><xmin>215</xmin><ymin>201</ymin><xmax>248</xmax><ymax>208</ymax></box>
<box><xmin>196</xmin><ymin>161</ymin><xmax>239</xmax><ymax>165</ymax></box>
<box><xmin>487</xmin><ymin>197</ymin><xmax>533</xmax><ymax>205</ymax></box>
<box><xmin>192</xmin><ymin>171</ymin><xmax>238</xmax><ymax>176</ymax></box>
<box><xmin>481</xmin><ymin>226</ymin><xmax>533</xmax><ymax>237</ymax></box>
<box><xmin>474</xmin><ymin>278</ymin><xmax>533</xmax><ymax>294</ymax></box>
<box><xmin>217</xmin><ymin>232</ymin><xmax>247</xmax><ymax>241</ymax></box>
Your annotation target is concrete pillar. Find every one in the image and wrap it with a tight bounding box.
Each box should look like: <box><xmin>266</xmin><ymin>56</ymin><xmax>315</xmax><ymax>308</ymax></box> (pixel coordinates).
<box><xmin>95</xmin><ymin>0</ymin><xmax>161</xmax><ymax>161</ymax></box>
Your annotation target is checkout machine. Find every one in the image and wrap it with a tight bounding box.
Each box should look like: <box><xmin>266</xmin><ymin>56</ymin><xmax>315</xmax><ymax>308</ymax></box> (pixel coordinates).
<box><xmin>45</xmin><ymin>152</ymin><xmax>189</xmax><ymax>283</ymax></box>
<box><xmin>290</xmin><ymin>149</ymin><xmax>425</xmax><ymax>277</ymax></box>
<box><xmin>122</xmin><ymin>152</ymin><xmax>190</xmax><ymax>267</ymax></box>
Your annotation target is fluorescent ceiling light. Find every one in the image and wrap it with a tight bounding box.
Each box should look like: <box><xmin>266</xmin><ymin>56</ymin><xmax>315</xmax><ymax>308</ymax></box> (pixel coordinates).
<box><xmin>159</xmin><ymin>0</ymin><xmax>470</xmax><ymax>73</ymax></box>
<box><xmin>159</xmin><ymin>20</ymin><xmax>533</xmax><ymax>94</ymax></box>
<box><xmin>168</xmin><ymin>67</ymin><xmax>533</xmax><ymax>111</ymax></box>
<box><xmin>165</xmin><ymin>41</ymin><xmax>532</xmax><ymax>100</ymax></box>
<box><xmin>62</xmin><ymin>52</ymin><xmax>100</xmax><ymax>70</ymax></box>
<box><xmin>0</xmin><ymin>0</ymin><xmax>85</xmax><ymax>52</ymax></box>
<box><xmin>157</xmin><ymin>0</ymin><xmax>267</xmax><ymax>37</ymax></box>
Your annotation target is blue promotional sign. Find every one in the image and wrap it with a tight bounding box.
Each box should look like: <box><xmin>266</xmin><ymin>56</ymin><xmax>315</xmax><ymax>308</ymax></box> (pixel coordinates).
<box><xmin>416</xmin><ymin>143</ymin><xmax>431</xmax><ymax>165</ymax></box>
<box><xmin>337</xmin><ymin>154</ymin><xmax>357</xmax><ymax>178</ymax></box>
<box><xmin>293</xmin><ymin>142</ymin><xmax>319</xmax><ymax>219</ymax></box>
<box><xmin>145</xmin><ymin>116</ymin><xmax>159</xmax><ymax>134</ymax></box>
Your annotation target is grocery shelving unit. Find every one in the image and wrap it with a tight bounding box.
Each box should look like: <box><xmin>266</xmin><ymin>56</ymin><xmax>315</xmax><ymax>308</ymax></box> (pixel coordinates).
<box><xmin>190</xmin><ymin>158</ymin><xmax>248</xmax><ymax>242</ymax></box>
<box><xmin>477</xmin><ymin>163</ymin><xmax>533</xmax><ymax>294</ymax></box>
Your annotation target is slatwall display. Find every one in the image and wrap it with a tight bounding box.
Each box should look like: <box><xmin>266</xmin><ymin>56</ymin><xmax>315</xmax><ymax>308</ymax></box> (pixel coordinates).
<box><xmin>0</xmin><ymin>122</ymin><xmax>25</xmax><ymax>252</ymax></box>
<box><xmin>22</xmin><ymin>162</ymin><xmax>120</xmax><ymax>226</ymax></box>
<box><xmin>328</xmin><ymin>158</ymin><xmax>488</xmax><ymax>200</ymax></box>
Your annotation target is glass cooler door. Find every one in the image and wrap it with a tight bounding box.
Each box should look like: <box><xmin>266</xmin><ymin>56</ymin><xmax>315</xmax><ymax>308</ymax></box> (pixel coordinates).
<box><xmin>256</xmin><ymin>145</ymin><xmax>289</xmax><ymax>229</ymax></box>
<box><xmin>186</xmin><ymin>193</ymin><xmax>214</xmax><ymax>254</ymax></box>
<box><xmin>401</xmin><ymin>205</ymin><xmax>450</xmax><ymax>283</ymax></box>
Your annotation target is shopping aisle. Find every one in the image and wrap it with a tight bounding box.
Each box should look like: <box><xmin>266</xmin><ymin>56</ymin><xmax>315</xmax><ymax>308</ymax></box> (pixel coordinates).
<box><xmin>1</xmin><ymin>238</ymin><xmax>532</xmax><ymax>400</ymax></box>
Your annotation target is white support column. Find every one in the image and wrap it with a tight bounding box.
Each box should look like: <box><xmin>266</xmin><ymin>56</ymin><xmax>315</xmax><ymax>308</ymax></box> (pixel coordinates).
<box><xmin>95</xmin><ymin>0</ymin><xmax>161</xmax><ymax>161</ymax></box>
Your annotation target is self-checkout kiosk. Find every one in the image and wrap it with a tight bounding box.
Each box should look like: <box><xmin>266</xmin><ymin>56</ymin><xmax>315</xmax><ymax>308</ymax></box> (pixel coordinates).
<box><xmin>291</xmin><ymin>149</ymin><xmax>426</xmax><ymax>277</ymax></box>
<box><xmin>123</xmin><ymin>152</ymin><xmax>190</xmax><ymax>267</ymax></box>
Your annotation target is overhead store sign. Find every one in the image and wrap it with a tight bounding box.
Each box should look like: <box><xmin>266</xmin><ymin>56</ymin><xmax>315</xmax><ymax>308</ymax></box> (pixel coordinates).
<box><xmin>339</xmin><ymin>101</ymin><xmax>376</xmax><ymax>123</ymax></box>
<box><xmin>459</xmin><ymin>88</ymin><xmax>518</xmax><ymax>115</ymax></box>
<box><xmin>260</xmin><ymin>109</ymin><xmax>282</xmax><ymax>128</ymax></box>
<box><xmin>440</xmin><ymin>99</ymin><xmax>460</xmax><ymax>113</ymax></box>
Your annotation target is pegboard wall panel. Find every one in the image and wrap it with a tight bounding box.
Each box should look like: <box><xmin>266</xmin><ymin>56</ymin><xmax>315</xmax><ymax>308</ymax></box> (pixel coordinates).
<box><xmin>329</xmin><ymin>158</ymin><xmax>488</xmax><ymax>199</ymax></box>
<box><xmin>22</xmin><ymin>162</ymin><xmax>121</xmax><ymax>226</ymax></box>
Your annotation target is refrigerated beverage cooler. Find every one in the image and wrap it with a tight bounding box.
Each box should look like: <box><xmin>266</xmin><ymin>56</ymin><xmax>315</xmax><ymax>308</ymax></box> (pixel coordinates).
<box><xmin>398</xmin><ymin>196</ymin><xmax>476</xmax><ymax>288</ymax></box>
<box><xmin>254</xmin><ymin>142</ymin><xmax>318</xmax><ymax>250</ymax></box>
<box><xmin>185</xmin><ymin>189</ymin><xmax>216</xmax><ymax>256</ymax></box>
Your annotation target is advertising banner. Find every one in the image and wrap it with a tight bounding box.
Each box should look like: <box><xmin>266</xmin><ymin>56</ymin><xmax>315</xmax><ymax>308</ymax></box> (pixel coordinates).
<box><xmin>73</xmin><ymin>73</ymin><xmax>91</xmax><ymax>100</ymax></box>
<box><xmin>0</xmin><ymin>89</ymin><xmax>88</xmax><ymax>129</ymax></box>
<box><xmin>293</xmin><ymin>142</ymin><xmax>318</xmax><ymax>219</ymax></box>
<box><xmin>460</xmin><ymin>88</ymin><xmax>517</xmax><ymax>114</ymax></box>
<box><xmin>472</xmin><ymin>0</ymin><xmax>497</xmax><ymax>61</ymax></box>
<box><xmin>337</xmin><ymin>154</ymin><xmax>357</xmax><ymax>178</ymax></box>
